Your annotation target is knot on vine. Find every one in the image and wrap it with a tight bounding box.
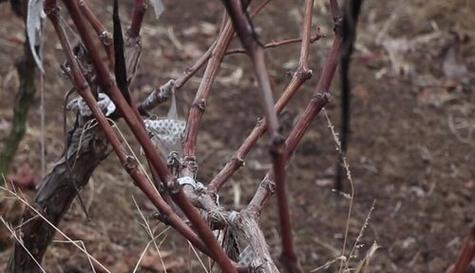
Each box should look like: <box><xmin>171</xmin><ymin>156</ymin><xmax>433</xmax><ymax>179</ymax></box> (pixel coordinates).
<box><xmin>157</xmin><ymin>79</ymin><xmax>175</xmax><ymax>100</ymax></box>
<box><xmin>123</xmin><ymin>155</ymin><xmax>138</xmax><ymax>173</ymax></box>
<box><xmin>167</xmin><ymin>151</ymin><xmax>181</xmax><ymax>175</ymax></box>
<box><xmin>255</xmin><ymin>117</ymin><xmax>266</xmax><ymax>130</ymax></box>
<box><xmin>233</xmin><ymin>156</ymin><xmax>245</xmax><ymax>167</ymax></box>
<box><xmin>152</xmin><ymin>211</ymin><xmax>171</xmax><ymax>225</ymax></box>
<box><xmin>140</xmin><ymin>79</ymin><xmax>175</xmax><ymax>112</ymax></box>
<box><xmin>194</xmin><ymin>98</ymin><xmax>207</xmax><ymax>112</ymax></box>
<box><xmin>44</xmin><ymin>5</ymin><xmax>59</xmax><ymax>17</ymax></box>
<box><xmin>262</xmin><ymin>177</ymin><xmax>276</xmax><ymax>193</ymax></box>
<box><xmin>296</xmin><ymin>67</ymin><xmax>313</xmax><ymax>80</ymax></box>
<box><xmin>333</xmin><ymin>16</ymin><xmax>344</xmax><ymax>37</ymax></box>
<box><xmin>166</xmin><ymin>177</ymin><xmax>180</xmax><ymax>193</ymax></box>
<box><xmin>311</xmin><ymin>91</ymin><xmax>331</xmax><ymax>104</ymax></box>
<box><xmin>183</xmin><ymin>156</ymin><xmax>199</xmax><ymax>176</ymax></box>
<box><xmin>99</xmin><ymin>31</ymin><xmax>113</xmax><ymax>46</ymax></box>
<box><xmin>270</xmin><ymin>134</ymin><xmax>286</xmax><ymax>156</ymax></box>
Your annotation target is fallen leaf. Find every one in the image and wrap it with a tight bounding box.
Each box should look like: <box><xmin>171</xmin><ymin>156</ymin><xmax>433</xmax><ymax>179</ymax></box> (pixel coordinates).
<box><xmin>26</xmin><ymin>0</ymin><xmax>45</xmax><ymax>72</ymax></box>
<box><xmin>182</xmin><ymin>43</ymin><xmax>203</xmax><ymax>59</ymax></box>
<box><xmin>358</xmin><ymin>50</ymin><xmax>385</xmax><ymax>69</ymax></box>
<box><xmin>353</xmin><ymin>85</ymin><xmax>371</xmax><ymax>102</ymax></box>
<box><xmin>62</xmin><ymin>224</ymin><xmax>102</xmax><ymax>242</ymax></box>
<box><xmin>108</xmin><ymin>259</ymin><xmax>129</xmax><ymax>273</ymax></box>
<box><xmin>441</xmin><ymin>33</ymin><xmax>469</xmax><ymax>83</ymax></box>
<box><xmin>134</xmin><ymin>249</ymin><xmax>185</xmax><ymax>272</ymax></box>
<box><xmin>151</xmin><ymin>0</ymin><xmax>165</xmax><ymax>19</ymax></box>
<box><xmin>315</xmin><ymin>178</ymin><xmax>333</xmax><ymax>187</ymax></box>
<box><xmin>200</xmin><ymin>22</ymin><xmax>218</xmax><ymax>36</ymax></box>
<box><xmin>382</xmin><ymin>37</ymin><xmax>414</xmax><ymax>76</ymax></box>
<box><xmin>218</xmin><ymin>68</ymin><xmax>243</xmax><ymax>85</ymax></box>
<box><xmin>416</xmin><ymin>88</ymin><xmax>457</xmax><ymax>106</ymax></box>
<box><xmin>182</xmin><ymin>26</ymin><xmax>198</xmax><ymax>37</ymax></box>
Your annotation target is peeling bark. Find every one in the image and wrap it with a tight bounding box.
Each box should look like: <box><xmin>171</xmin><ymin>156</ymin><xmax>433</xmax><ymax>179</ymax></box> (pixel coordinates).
<box><xmin>7</xmin><ymin>123</ymin><xmax>110</xmax><ymax>273</ymax></box>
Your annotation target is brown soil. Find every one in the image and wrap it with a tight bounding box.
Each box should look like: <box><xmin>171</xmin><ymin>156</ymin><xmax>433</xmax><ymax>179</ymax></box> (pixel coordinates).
<box><xmin>1</xmin><ymin>0</ymin><xmax>474</xmax><ymax>272</ymax></box>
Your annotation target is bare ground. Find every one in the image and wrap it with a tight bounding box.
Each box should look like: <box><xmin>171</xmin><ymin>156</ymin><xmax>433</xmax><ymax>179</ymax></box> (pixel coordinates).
<box><xmin>0</xmin><ymin>0</ymin><xmax>475</xmax><ymax>272</ymax></box>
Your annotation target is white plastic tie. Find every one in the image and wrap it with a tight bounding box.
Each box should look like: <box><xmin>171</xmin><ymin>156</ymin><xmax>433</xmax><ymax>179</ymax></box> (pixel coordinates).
<box><xmin>177</xmin><ymin>176</ymin><xmax>205</xmax><ymax>190</ymax></box>
<box><xmin>67</xmin><ymin>93</ymin><xmax>116</xmax><ymax>117</ymax></box>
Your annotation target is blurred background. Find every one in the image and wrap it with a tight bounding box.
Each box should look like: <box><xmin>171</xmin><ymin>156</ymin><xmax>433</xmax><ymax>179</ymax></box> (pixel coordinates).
<box><xmin>0</xmin><ymin>0</ymin><xmax>474</xmax><ymax>272</ymax></box>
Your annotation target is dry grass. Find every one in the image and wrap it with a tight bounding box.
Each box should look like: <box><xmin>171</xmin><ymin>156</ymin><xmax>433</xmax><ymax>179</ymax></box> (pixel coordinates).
<box><xmin>0</xmin><ymin>184</ymin><xmax>111</xmax><ymax>273</ymax></box>
<box><xmin>308</xmin><ymin>109</ymin><xmax>378</xmax><ymax>273</ymax></box>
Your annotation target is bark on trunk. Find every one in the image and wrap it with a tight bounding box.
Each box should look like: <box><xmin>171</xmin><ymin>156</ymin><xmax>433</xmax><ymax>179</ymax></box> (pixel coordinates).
<box><xmin>7</xmin><ymin>123</ymin><xmax>110</xmax><ymax>273</ymax></box>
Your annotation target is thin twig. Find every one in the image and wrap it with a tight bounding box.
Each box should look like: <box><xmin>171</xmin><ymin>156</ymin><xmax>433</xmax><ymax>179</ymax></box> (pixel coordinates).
<box><xmin>329</xmin><ymin>0</ymin><xmax>342</xmax><ymax>23</ymax></box>
<box><xmin>128</xmin><ymin>0</ymin><xmax>147</xmax><ymax>38</ymax></box>
<box><xmin>77</xmin><ymin>0</ymin><xmax>114</xmax><ymax>67</ymax></box>
<box><xmin>221</xmin><ymin>0</ymin><xmax>279</xmax><ymax>135</ymax></box>
<box><xmin>247</xmin><ymin>16</ymin><xmax>343</xmax><ymax>214</ymax></box>
<box><xmin>220</xmin><ymin>1</ymin><xmax>301</xmax><ymax>272</ymax></box>
<box><xmin>56</xmin><ymin>2</ymin><xmax>238</xmax><ymax>272</ymax></box>
<box><xmin>62</xmin><ymin>0</ymin><xmax>171</xmax><ymax>183</ymax></box>
<box><xmin>209</xmin><ymin>0</ymin><xmax>318</xmax><ymax>193</ymax></box>
<box><xmin>139</xmin><ymin>0</ymin><xmax>272</xmax><ymax>113</ymax></box>
<box><xmin>182</xmin><ymin>18</ymin><xmax>235</xmax><ymax>161</ymax></box>
<box><xmin>449</xmin><ymin>225</ymin><xmax>475</xmax><ymax>273</ymax></box>
<box><xmin>45</xmin><ymin>1</ymin><xmax>212</xmax><ymax>258</ymax></box>
<box><xmin>225</xmin><ymin>32</ymin><xmax>322</xmax><ymax>55</ymax></box>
